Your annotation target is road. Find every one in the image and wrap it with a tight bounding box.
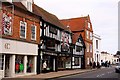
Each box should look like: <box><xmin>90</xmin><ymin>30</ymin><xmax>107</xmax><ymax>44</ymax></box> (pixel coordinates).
<box><xmin>55</xmin><ymin>66</ymin><xmax>120</xmax><ymax>80</ymax></box>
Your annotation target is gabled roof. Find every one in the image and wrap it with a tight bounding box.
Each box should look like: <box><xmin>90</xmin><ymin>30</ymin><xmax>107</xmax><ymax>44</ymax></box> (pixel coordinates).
<box><xmin>33</xmin><ymin>4</ymin><xmax>71</xmax><ymax>32</ymax></box>
<box><xmin>72</xmin><ymin>33</ymin><xmax>85</xmax><ymax>48</ymax></box>
<box><xmin>13</xmin><ymin>2</ymin><xmax>27</xmax><ymax>11</ymax></box>
<box><xmin>60</xmin><ymin>15</ymin><xmax>93</xmax><ymax>32</ymax></box>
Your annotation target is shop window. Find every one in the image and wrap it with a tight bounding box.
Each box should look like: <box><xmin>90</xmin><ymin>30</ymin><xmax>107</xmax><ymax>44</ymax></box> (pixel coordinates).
<box><xmin>74</xmin><ymin>57</ymin><xmax>79</xmax><ymax>66</ymax></box>
<box><xmin>20</xmin><ymin>21</ymin><xmax>27</xmax><ymax>39</ymax></box>
<box><xmin>0</xmin><ymin>54</ymin><xmax>4</xmax><ymax>70</ymax></box>
<box><xmin>31</xmin><ymin>25</ymin><xmax>36</xmax><ymax>40</ymax></box>
<box><xmin>27</xmin><ymin>56</ymin><xmax>34</xmax><ymax>73</ymax></box>
<box><xmin>15</xmin><ymin>55</ymin><xmax>24</xmax><ymax>73</ymax></box>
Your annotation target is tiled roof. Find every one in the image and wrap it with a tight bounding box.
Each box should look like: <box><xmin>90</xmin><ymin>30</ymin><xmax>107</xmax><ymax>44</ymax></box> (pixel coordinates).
<box><xmin>33</xmin><ymin>4</ymin><xmax>71</xmax><ymax>32</ymax></box>
<box><xmin>72</xmin><ymin>32</ymin><xmax>80</xmax><ymax>44</ymax></box>
<box><xmin>60</xmin><ymin>16</ymin><xmax>88</xmax><ymax>32</ymax></box>
<box><xmin>13</xmin><ymin>2</ymin><xmax>27</xmax><ymax>11</ymax></box>
<box><xmin>11</xmin><ymin>2</ymin><xmax>71</xmax><ymax>32</ymax></box>
<box><xmin>60</xmin><ymin>16</ymin><xmax>90</xmax><ymax>44</ymax></box>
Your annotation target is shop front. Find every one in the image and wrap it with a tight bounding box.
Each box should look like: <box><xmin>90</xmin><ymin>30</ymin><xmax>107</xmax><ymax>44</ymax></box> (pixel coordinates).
<box><xmin>0</xmin><ymin>38</ymin><xmax>37</xmax><ymax>78</ymax></box>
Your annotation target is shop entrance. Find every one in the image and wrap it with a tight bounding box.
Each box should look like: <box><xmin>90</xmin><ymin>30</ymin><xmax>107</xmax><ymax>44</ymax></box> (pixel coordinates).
<box><xmin>42</xmin><ymin>54</ymin><xmax>56</xmax><ymax>72</ymax></box>
<box><xmin>5</xmin><ymin>55</ymin><xmax>10</xmax><ymax>77</ymax></box>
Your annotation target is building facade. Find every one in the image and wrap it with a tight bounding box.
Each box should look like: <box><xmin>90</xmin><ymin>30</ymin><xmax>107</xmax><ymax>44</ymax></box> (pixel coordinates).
<box><xmin>60</xmin><ymin>15</ymin><xmax>93</xmax><ymax>68</ymax></box>
<box><xmin>33</xmin><ymin>4</ymin><xmax>72</xmax><ymax>73</ymax></box>
<box><xmin>93</xmin><ymin>34</ymin><xmax>101</xmax><ymax>64</ymax></box>
<box><xmin>72</xmin><ymin>34</ymin><xmax>85</xmax><ymax>69</ymax></box>
<box><xmin>0</xmin><ymin>1</ymin><xmax>40</xmax><ymax>78</ymax></box>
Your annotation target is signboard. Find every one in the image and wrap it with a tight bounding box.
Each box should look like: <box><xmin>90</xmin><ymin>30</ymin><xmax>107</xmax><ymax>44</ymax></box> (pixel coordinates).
<box><xmin>2</xmin><ymin>10</ymin><xmax>12</xmax><ymax>35</ymax></box>
<box><xmin>49</xmin><ymin>26</ymin><xmax>57</xmax><ymax>35</ymax></box>
<box><xmin>46</xmin><ymin>39</ymin><xmax>55</xmax><ymax>50</ymax></box>
<box><xmin>61</xmin><ymin>32</ymin><xmax>69</xmax><ymax>52</ymax></box>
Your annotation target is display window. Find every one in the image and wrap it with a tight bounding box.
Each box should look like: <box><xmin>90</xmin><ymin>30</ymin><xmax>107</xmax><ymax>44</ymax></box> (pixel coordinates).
<box><xmin>15</xmin><ymin>55</ymin><xmax>24</xmax><ymax>73</ymax></box>
<box><xmin>27</xmin><ymin>56</ymin><xmax>34</xmax><ymax>73</ymax></box>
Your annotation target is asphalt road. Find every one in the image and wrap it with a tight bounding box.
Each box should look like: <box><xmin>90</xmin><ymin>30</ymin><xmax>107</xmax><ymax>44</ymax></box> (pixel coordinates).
<box><xmin>55</xmin><ymin>66</ymin><xmax>120</xmax><ymax>80</ymax></box>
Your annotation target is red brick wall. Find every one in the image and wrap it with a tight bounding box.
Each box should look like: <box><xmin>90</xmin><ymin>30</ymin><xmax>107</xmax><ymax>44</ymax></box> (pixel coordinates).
<box><xmin>1</xmin><ymin>3</ymin><xmax>40</xmax><ymax>44</ymax></box>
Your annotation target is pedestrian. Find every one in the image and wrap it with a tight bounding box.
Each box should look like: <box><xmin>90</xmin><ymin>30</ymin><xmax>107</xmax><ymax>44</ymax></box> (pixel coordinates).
<box><xmin>108</xmin><ymin>61</ymin><xmax>111</xmax><ymax>67</ymax></box>
<box><xmin>97</xmin><ymin>62</ymin><xmax>100</xmax><ymax>69</ymax></box>
<box><xmin>43</xmin><ymin>61</ymin><xmax>47</xmax><ymax>73</ymax></box>
<box><xmin>89</xmin><ymin>61</ymin><xmax>92</xmax><ymax>69</ymax></box>
<box><xmin>93</xmin><ymin>61</ymin><xmax>96</xmax><ymax>68</ymax></box>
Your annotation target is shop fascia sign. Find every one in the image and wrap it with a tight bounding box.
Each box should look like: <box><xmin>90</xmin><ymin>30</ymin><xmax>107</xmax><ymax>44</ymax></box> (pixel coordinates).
<box><xmin>4</xmin><ymin>43</ymin><xmax>10</xmax><ymax>49</ymax></box>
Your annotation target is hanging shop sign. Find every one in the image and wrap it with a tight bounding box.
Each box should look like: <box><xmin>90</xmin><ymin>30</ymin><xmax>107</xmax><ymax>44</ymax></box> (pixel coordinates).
<box><xmin>61</xmin><ymin>32</ymin><xmax>69</xmax><ymax>52</ymax></box>
<box><xmin>2</xmin><ymin>10</ymin><xmax>12</xmax><ymax>35</ymax></box>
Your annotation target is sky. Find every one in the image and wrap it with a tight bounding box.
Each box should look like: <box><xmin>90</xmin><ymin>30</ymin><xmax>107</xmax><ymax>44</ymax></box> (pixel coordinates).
<box><xmin>34</xmin><ymin>0</ymin><xmax>119</xmax><ymax>54</ymax></box>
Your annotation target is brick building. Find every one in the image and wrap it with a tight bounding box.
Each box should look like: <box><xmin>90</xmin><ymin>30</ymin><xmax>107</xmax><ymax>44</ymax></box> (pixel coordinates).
<box><xmin>60</xmin><ymin>15</ymin><xmax>93</xmax><ymax>68</ymax></box>
<box><xmin>0</xmin><ymin>1</ymin><xmax>40</xmax><ymax>78</ymax></box>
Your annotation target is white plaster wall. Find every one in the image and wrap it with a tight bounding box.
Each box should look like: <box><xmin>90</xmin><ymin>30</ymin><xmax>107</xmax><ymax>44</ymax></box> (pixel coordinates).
<box><xmin>0</xmin><ymin>38</ymin><xmax>38</xmax><ymax>55</ymax></box>
<box><xmin>93</xmin><ymin>34</ymin><xmax>101</xmax><ymax>63</ymax></box>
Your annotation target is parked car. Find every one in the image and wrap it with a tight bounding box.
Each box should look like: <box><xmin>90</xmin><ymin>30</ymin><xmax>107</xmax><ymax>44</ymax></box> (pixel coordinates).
<box><xmin>115</xmin><ymin>62</ymin><xmax>120</xmax><ymax>73</ymax></box>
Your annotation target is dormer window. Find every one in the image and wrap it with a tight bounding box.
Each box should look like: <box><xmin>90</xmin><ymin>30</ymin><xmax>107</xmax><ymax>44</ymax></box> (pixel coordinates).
<box><xmin>27</xmin><ymin>2</ymin><xmax>32</xmax><ymax>12</ymax></box>
<box><xmin>88</xmin><ymin>22</ymin><xmax>90</xmax><ymax>28</ymax></box>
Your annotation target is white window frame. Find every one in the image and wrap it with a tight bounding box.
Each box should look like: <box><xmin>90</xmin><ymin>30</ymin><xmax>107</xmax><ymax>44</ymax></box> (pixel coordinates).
<box><xmin>90</xmin><ymin>44</ymin><xmax>92</xmax><ymax>52</ymax></box>
<box><xmin>90</xmin><ymin>32</ymin><xmax>92</xmax><ymax>40</ymax></box>
<box><xmin>86</xmin><ymin>43</ymin><xmax>89</xmax><ymax>52</ymax></box>
<box><xmin>20</xmin><ymin>21</ymin><xmax>27</xmax><ymax>39</ymax></box>
<box><xmin>86</xmin><ymin>30</ymin><xmax>89</xmax><ymax>39</ymax></box>
<box><xmin>87</xmin><ymin>58</ymin><xmax>89</xmax><ymax>65</ymax></box>
<box><xmin>27</xmin><ymin>1</ymin><xmax>32</xmax><ymax>12</ymax></box>
<box><xmin>31</xmin><ymin>25</ymin><xmax>36</xmax><ymax>40</ymax></box>
<box><xmin>88</xmin><ymin>22</ymin><xmax>90</xmax><ymax>28</ymax></box>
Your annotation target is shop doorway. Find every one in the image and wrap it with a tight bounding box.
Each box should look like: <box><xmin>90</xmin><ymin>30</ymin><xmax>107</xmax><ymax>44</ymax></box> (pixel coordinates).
<box><xmin>5</xmin><ymin>55</ymin><xmax>10</xmax><ymax>77</ymax></box>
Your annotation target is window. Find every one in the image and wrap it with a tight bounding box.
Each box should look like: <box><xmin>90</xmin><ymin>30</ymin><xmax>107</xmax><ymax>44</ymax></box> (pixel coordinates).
<box><xmin>96</xmin><ymin>40</ymin><xmax>98</xmax><ymax>49</ymax></box>
<box><xmin>76</xmin><ymin>46</ymin><xmax>82</xmax><ymax>52</ymax></box>
<box><xmin>90</xmin><ymin>44</ymin><xmax>92</xmax><ymax>52</ymax></box>
<box><xmin>87</xmin><ymin>58</ymin><xmax>89</xmax><ymax>65</ymax></box>
<box><xmin>74</xmin><ymin>57</ymin><xmax>79</xmax><ymax>66</ymax></box>
<box><xmin>86</xmin><ymin>30</ymin><xmax>89</xmax><ymax>39</ymax></box>
<box><xmin>90</xmin><ymin>32</ymin><xmax>92</xmax><ymax>40</ymax></box>
<box><xmin>31</xmin><ymin>25</ymin><xmax>36</xmax><ymax>40</ymax></box>
<box><xmin>20</xmin><ymin>21</ymin><xmax>27</xmax><ymax>39</ymax></box>
<box><xmin>15</xmin><ymin>55</ymin><xmax>24</xmax><ymax>73</ymax></box>
<box><xmin>27</xmin><ymin>56</ymin><xmax>34</xmax><ymax>73</ymax></box>
<box><xmin>88</xmin><ymin>23</ymin><xmax>90</xmax><ymax>28</ymax></box>
<box><xmin>0</xmin><ymin>54</ymin><xmax>4</xmax><ymax>70</ymax></box>
<box><xmin>27</xmin><ymin>2</ymin><xmax>32</xmax><ymax>12</ymax></box>
<box><xmin>86</xmin><ymin>43</ymin><xmax>89</xmax><ymax>52</ymax></box>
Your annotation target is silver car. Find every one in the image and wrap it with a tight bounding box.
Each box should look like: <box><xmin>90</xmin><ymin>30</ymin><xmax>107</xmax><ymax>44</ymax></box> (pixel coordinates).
<box><xmin>115</xmin><ymin>63</ymin><xmax>120</xmax><ymax>73</ymax></box>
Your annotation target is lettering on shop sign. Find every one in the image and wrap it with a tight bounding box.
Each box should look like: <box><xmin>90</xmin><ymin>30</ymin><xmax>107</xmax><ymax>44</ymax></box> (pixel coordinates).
<box><xmin>4</xmin><ymin>43</ymin><xmax>10</xmax><ymax>49</ymax></box>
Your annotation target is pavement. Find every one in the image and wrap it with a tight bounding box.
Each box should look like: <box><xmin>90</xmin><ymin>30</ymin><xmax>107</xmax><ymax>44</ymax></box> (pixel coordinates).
<box><xmin>15</xmin><ymin>68</ymin><xmax>99</xmax><ymax>79</ymax></box>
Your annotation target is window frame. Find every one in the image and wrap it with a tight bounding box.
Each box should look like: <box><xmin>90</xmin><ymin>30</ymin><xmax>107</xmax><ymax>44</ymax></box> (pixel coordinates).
<box><xmin>86</xmin><ymin>30</ymin><xmax>89</xmax><ymax>39</ymax></box>
<box><xmin>20</xmin><ymin>21</ymin><xmax>27</xmax><ymax>39</ymax></box>
<box><xmin>88</xmin><ymin>22</ymin><xmax>90</xmax><ymax>28</ymax></box>
<box><xmin>31</xmin><ymin>24</ymin><xmax>36</xmax><ymax>40</ymax></box>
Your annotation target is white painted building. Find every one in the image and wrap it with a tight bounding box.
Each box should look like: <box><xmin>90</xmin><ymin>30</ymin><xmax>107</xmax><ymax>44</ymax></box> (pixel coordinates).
<box><xmin>0</xmin><ymin>38</ymin><xmax>37</xmax><ymax>78</ymax></box>
<box><xmin>101</xmin><ymin>52</ymin><xmax>119</xmax><ymax>64</ymax></box>
<box><xmin>93</xmin><ymin>34</ymin><xmax>101</xmax><ymax>64</ymax></box>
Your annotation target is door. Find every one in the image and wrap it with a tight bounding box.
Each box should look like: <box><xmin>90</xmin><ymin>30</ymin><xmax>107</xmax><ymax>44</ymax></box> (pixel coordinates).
<box><xmin>5</xmin><ymin>55</ymin><xmax>10</xmax><ymax>77</ymax></box>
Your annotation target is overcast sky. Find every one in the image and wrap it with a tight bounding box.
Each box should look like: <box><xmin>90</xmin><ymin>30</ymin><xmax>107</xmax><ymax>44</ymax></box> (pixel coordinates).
<box><xmin>34</xmin><ymin>0</ymin><xmax>118</xmax><ymax>54</ymax></box>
